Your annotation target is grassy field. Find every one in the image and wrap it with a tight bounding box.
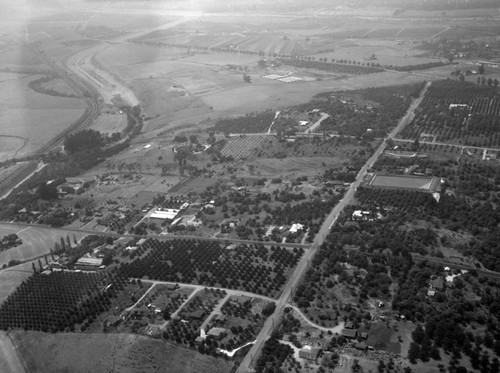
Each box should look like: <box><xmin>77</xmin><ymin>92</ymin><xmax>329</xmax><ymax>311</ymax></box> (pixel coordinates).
<box><xmin>11</xmin><ymin>330</ymin><xmax>234</xmax><ymax>373</ymax></box>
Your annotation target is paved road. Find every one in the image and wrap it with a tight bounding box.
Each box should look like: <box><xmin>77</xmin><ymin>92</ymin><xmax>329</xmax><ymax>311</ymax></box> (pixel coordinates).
<box><xmin>0</xmin><ymin>332</ymin><xmax>26</xmax><ymax>373</ymax></box>
<box><xmin>236</xmin><ymin>81</ymin><xmax>431</xmax><ymax>373</ymax></box>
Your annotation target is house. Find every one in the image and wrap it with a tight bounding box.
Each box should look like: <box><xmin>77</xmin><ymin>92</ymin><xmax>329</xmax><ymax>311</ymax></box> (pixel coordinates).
<box><xmin>195</xmin><ymin>336</ymin><xmax>205</xmax><ymax>345</ymax></box>
<box><xmin>185</xmin><ymin>310</ymin><xmax>205</xmax><ymax>321</ymax></box>
<box><xmin>352</xmin><ymin>210</ymin><xmax>370</xmax><ymax>220</ymax></box>
<box><xmin>344</xmin><ymin>321</ymin><xmax>354</xmax><ymax>329</ymax></box>
<box><xmin>289</xmin><ymin>223</ymin><xmax>304</xmax><ymax>233</ymax></box>
<box><xmin>298</xmin><ymin>346</ymin><xmax>321</xmax><ymax>361</ymax></box>
<box><xmin>342</xmin><ymin>329</ymin><xmax>358</xmax><ymax>339</ymax></box>
<box><xmin>207</xmin><ymin>327</ymin><xmax>227</xmax><ymax>340</ymax></box>
<box><xmin>214</xmin><ymin>314</ymin><xmax>227</xmax><ymax>324</ymax></box>
<box><xmin>429</xmin><ymin>277</ymin><xmax>444</xmax><ymax>291</ymax></box>
<box><xmin>359</xmin><ymin>332</ymin><xmax>368</xmax><ymax>340</ymax></box>
<box><xmin>56</xmin><ymin>178</ymin><xmax>84</xmax><ymax>195</ymax></box>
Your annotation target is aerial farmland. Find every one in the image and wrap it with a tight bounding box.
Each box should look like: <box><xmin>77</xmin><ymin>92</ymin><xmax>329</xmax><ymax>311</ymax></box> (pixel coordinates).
<box><xmin>1</xmin><ymin>0</ymin><xmax>500</xmax><ymax>372</ymax></box>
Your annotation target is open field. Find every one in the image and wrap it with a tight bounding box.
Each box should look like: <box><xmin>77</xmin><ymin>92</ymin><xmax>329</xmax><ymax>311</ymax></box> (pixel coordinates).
<box><xmin>11</xmin><ymin>330</ymin><xmax>234</xmax><ymax>373</ymax></box>
<box><xmin>0</xmin><ymin>224</ymin><xmax>84</xmax><ymax>267</ymax></box>
<box><xmin>0</xmin><ymin>137</ymin><xmax>26</xmax><ymax>162</ymax></box>
<box><xmin>0</xmin><ymin>331</ymin><xmax>25</xmax><ymax>373</ymax></box>
<box><xmin>0</xmin><ymin>72</ymin><xmax>85</xmax><ymax>159</ymax></box>
<box><xmin>89</xmin><ymin>106</ymin><xmax>128</xmax><ymax>135</ymax></box>
<box><xmin>94</xmin><ymin>41</ymin><xmax>435</xmax><ymax>135</ymax></box>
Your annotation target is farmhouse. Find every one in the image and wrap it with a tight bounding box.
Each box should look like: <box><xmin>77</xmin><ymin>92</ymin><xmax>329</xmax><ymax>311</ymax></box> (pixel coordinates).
<box><xmin>298</xmin><ymin>346</ymin><xmax>321</xmax><ymax>361</ymax></box>
<box><xmin>352</xmin><ymin>210</ymin><xmax>370</xmax><ymax>220</ymax></box>
<box><xmin>185</xmin><ymin>310</ymin><xmax>206</xmax><ymax>321</ymax></box>
<box><xmin>207</xmin><ymin>327</ymin><xmax>227</xmax><ymax>340</ymax></box>
<box><xmin>214</xmin><ymin>313</ymin><xmax>227</xmax><ymax>324</ymax></box>
<box><xmin>342</xmin><ymin>329</ymin><xmax>358</xmax><ymax>339</ymax></box>
<box><xmin>430</xmin><ymin>277</ymin><xmax>445</xmax><ymax>291</ymax></box>
<box><xmin>57</xmin><ymin>178</ymin><xmax>84</xmax><ymax>195</ymax></box>
<box><xmin>367</xmin><ymin>174</ymin><xmax>441</xmax><ymax>193</ymax></box>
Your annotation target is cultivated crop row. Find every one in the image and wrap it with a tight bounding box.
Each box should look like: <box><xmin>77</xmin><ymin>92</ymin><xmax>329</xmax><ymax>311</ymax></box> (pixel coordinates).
<box><xmin>401</xmin><ymin>80</ymin><xmax>500</xmax><ymax>145</ymax></box>
<box><xmin>0</xmin><ymin>271</ymin><xmax>131</xmax><ymax>332</ymax></box>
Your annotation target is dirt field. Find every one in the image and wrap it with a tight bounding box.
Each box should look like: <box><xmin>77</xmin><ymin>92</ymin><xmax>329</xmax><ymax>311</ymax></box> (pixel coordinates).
<box><xmin>11</xmin><ymin>331</ymin><xmax>234</xmax><ymax>373</ymax></box>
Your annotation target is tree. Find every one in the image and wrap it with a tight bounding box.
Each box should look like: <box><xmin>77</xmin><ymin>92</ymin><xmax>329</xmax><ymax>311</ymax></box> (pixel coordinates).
<box><xmin>163</xmin><ymin>309</ymin><xmax>171</xmax><ymax>320</ymax></box>
<box><xmin>352</xmin><ymin>359</ymin><xmax>363</xmax><ymax>372</ymax></box>
<box><xmin>38</xmin><ymin>183</ymin><xmax>58</xmax><ymax>200</ymax></box>
<box><xmin>412</xmin><ymin>138</ymin><xmax>420</xmax><ymax>151</ymax></box>
<box><xmin>243</xmin><ymin>74</ymin><xmax>252</xmax><ymax>83</ymax></box>
<box><xmin>408</xmin><ymin>342</ymin><xmax>420</xmax><ymax>364</ymax></box>
<box><xmin>102</xmin><ymin>252</ymin><xmax>113</xmax><ymax>266</ymax></box>
<box><xmin>262</xmin><ymin>302</ymin><xmax>276</xmax><ymax>317</ymax></box>
<box><xmin>478</xmin><ymin>63</ymin><xmax>485</xmax><ymax>74</ymax></box>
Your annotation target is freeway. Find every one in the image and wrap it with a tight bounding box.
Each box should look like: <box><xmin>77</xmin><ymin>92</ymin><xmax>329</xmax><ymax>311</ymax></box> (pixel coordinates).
<box><xmin>236</xmin><ymin>80</ymin><xmax>432</xmax><ymax>373</ymax></box>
